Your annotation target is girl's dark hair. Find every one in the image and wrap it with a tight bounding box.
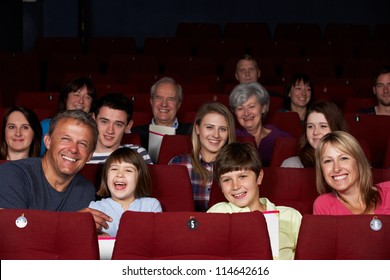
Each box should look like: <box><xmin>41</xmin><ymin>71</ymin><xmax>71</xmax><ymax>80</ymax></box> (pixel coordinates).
<box><xmin>97</xmin><ymin>147</ymin><xmax>152</xmax><ymax>198</ymax></box>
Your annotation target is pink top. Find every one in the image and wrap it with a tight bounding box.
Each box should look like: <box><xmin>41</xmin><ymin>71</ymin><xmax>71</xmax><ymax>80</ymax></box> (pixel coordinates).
<box><xmin>313</xmin><ymin>181</ymin><xmax>390</xmax><ymax>215</ymax></box>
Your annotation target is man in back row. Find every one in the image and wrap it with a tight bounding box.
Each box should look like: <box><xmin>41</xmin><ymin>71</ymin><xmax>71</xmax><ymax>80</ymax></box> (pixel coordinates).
<box><xmin>360</xmin><ymin>66</ymin><xmax>390</xmax><ymax>116</ymax></box>
<box><xmin>235</xmin><ymin>54</ymin><xmax>261</xmax><ymax>84</ymax></box>
<box><xmin>0</xmin><ymin>110</ymin><xmax>112</xmax><ymax>231</ymax></box>
<box><xmin>132</xmin><ymin>77</ymin><xmax>193</xmax><ymax>152</ymax></box>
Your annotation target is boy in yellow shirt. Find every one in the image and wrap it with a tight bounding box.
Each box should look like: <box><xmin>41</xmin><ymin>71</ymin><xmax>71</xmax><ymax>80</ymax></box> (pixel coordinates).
<box><xmin>208</xmin><ymin>142</ymin><xmax>302</xmax><ymax>260</ymax></box>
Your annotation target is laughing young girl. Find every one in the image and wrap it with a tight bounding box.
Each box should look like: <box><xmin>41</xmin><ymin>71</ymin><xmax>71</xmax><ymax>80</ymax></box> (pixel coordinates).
<box><xmin>89</xmin><ymin>147</ymin><xmax>162</xmax><ymax>236</ymax></box>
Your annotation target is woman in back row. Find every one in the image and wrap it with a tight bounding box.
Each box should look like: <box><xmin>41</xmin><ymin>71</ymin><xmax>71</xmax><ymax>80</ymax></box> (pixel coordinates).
<box><xmin>280</xmin><ymin>73</ymin><xmax>315</xmax><ymax>123</ymax></box>
<box><xmin>40</xmin><ymin>76</ymin><xmax>97</xmax><ymax>156</ymax></box>
<box><xmin>281</xmin><ymin>101</ymin><xmax>349</xmax><ymax>168</ymax></box>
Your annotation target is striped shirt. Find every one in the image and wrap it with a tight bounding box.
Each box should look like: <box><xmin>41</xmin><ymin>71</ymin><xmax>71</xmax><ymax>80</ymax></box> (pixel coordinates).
<box><xmin>88</xmin><ymin>144</ymin><xmax>153</xmax><ymax>164</ymax></box>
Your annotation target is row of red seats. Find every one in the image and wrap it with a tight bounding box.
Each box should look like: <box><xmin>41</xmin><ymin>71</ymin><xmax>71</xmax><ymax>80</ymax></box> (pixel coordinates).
<box><xmin>1</xmin><ymin>50</ymin><xmax>387</xmax><ymax>94</ymax></box>
<box><xmin>1</xmin><ymin>208</ymin><xmax>389</xmax><ymax>259</ymax></box>
<box><xmin>113</xmin><ymin>212</ymin><xmax>390</xmax><ymax>260</ymax></box>
<box><xmin>31</xmin><ymin>23</ymin><xmax>390</xmax><ymax>62</ymax></box>
<box><xmin>2</xmin><ymin>30</ymin><xmax>388</xmax><ymax>101</ymax></box>
<box><xmin>4</xmin><ymin>78</ymin><xmax>379</xmax><ymax>113</ymax></box>
<box><xmin>174</xmin><ymin>22</ymin><xmax>390</xmax><ymax>44</ymax></box>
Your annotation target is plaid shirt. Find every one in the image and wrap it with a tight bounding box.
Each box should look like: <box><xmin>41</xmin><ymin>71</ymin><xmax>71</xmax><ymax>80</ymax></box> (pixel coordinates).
<box><xmin>169</xmin><ymin>154</ymin><xmax>213</xmax><ymax>212</ymax></box>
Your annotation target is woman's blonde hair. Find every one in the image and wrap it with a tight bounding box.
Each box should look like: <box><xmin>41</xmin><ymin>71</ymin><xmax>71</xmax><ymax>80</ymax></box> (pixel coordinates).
<box><xmin>315</xmin><ymin>131</ymin><xmax>380</xmax><ymax>213</ymax></box>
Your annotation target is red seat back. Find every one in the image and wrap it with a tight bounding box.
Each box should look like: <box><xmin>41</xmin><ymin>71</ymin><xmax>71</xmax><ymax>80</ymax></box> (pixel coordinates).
<box><xmin>372</xmin><ymin>168</ymin><xmax>390</xmax><ymax>183</ymax></box>
<box><xmin>112</xmin><ymin>211</ymin><xmax>272</xmax><ymax>260</ymax></box>
<box><xmin>295</xmin><ymin>215</ymin><xmax>390</xmax><ymax>260</ymax></box>
<box><xmin>344</xmin><ymin>113</ymin><xmax>390</xmax><ymax>168</ymax></box>
<box><xmin>79</xmin><ymin>163</ymin><xmax>103</xmax><ymax>190</ymax></box>
<box><xmin>266</xmin><ymin>111</ymin><xmax>303</xmax><ymax>139</ymax></box>
<box><xmin>269</xmin><ymin>137</ymin><xmax>299</xmax><ymax>167</ymax></box>
<box><xmin>262</xmin><ymin>167</ymin><xmax>318</xmax><ymax>215</ymax></box>
<box><xmin>157</xmin><ymin>134</ymin><xmax>192</xmax><ymax>164</ymax></box>
<box><xmin>121</xmin><ymin>132</ymin><xmax>142</xmax><ymax>146</ymax></box>
<box><xmin>148</xmin><ymin>164</ymin><xmax>195</xmax><ymax>212</ymax></box>
<box><xmin>383</xmin><ymin>140</ymin><xmax>390</xmax><ymax>169</ymax></box>
<box><xmin>0</xmin><ymin>209</ymin><xmax>99</xmax><ymax>260</ymax></box>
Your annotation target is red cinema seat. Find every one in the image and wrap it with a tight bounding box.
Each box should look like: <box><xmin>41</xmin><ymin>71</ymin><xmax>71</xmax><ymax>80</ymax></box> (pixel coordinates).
<box><xmin>383</xmin><ymin>140</ymin><xmax>390</xmax><ymax>169</ymax></box>
<box><xmin>295</xmin><ymin>215</ymin><xmax>390</xmax><ymax>260</ymax></box>
<box><xmin>107</xmin><ymin>54</ymin><xmax>159</xmax><ymax>84</ymax></box>
<box><xmin>324</xmin><ymin>23</ymin><xmax>371</xmax><ymax>42</ymax></box>
<box><xmin>175</xmin><ymin>22</ymin><xmax>222</xmax><ymax>50</ymax></box>
<box><xmin>88</xmin><ymin>37</ymin><xmax>136</xmax><ymax>69</ymax></box>
<box><xmin>208</xmin><ymin>179</ymin><xmax>228</xmax><ymax>208</ymax></box>
<box><xmin>343</xmin><ymin>97</ymin><xmax>377</xmax><ymax>113</ymax></box>
<box><xmin>131</xmin><ymin>111</ymin><xmax>154</xmax><ymax>127</ymax></box>
<box><xmin>269</xmin><ymin>137</ymin><xmax>299</xmax><ymax>167</ymax></box>
<box><xmin>0</xmin><ymin>209</ymin><xmax>99</xmax><ymax>260</ymax></box>
<box><xmin>45</xmin><ymin>53</ymin><xmax>99</xmax><ymax>91</ymax></box>
<box><xmin>79</xmin><ymin>163</ymin><xmax>103</xmax><ymax>190</ymax></box>
<box><xmin>344</xmin><ymin>113</ymin><xmax>390</xmax><ymax>168</ymax></box>
<box><xmin>34</xmin><ymin>37</ymin><xmax>82</xmax><ymax>65</ymax></box>
<box><xmin>372</xmin><ymin>168</ymin><xmax>390</xmax><ymax>183</ymax></box>
<box><xmin>267</xmin><ymin>111</ymin><xmax>303</xmax><ymax>139</ymax></box>
<box><xmin>112</xmin><ymin>211</ymin><xmax>272</xmax><ymax>259</ymax></box>
<box><xmin>148</xmin><ymin>164</ymin><xmax>195</xmax><ymax>212</ymax></box>
<box><xmin>157</xmin><ymin>134</ymin><xmax>192</xmax><ymax>164</ymax></box>
<box><xmin>143</xmin><ymin>37</ymin><xmax>192</xmax><ymax>66</ymax></box>
<box><xmin>274</xmin><ymin>23</ymin><xmax>322</xmax><ymax>41</ymax></box>
<box><xmin>260</xmin><ymin>167</ymin><xmax>318</xmax><ymax>215</ymax></box>
<box><xmin>14</xmin><ymin>92</ymin><xmax>59</xmax><ymax>120</ymax></box>
<box><xmin>224</xmin><ymin>22</ymin><xmax>271</xmax><ymax>42</ymax></box>
<box><xmin>0</xmin><ymin>52</ymin><xmax>40</xmax><ymax>105</ymax></box>
<box><xmin>121</xmin><ymin>132</ymin><xmax>142</xmax><ymax>146</ymax></box>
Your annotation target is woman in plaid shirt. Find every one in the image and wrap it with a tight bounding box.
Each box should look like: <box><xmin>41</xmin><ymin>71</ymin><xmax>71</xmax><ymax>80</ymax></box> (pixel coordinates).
<box><xmin>169</xmin><ymin>102</ymin><xmax>236</xmax><ymax>211</ymax></box>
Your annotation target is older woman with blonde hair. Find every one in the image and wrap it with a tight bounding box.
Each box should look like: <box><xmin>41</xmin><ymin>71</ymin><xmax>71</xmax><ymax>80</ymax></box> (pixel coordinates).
<box><xmin>313</xmin><ymin>131</ymin><xmax>390</xmax><ymax>215</ymax></box>
<box><xmin>169</xmin><ymin>102</ymin><xmax>236</xmax><ymax>211</ymax></box>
